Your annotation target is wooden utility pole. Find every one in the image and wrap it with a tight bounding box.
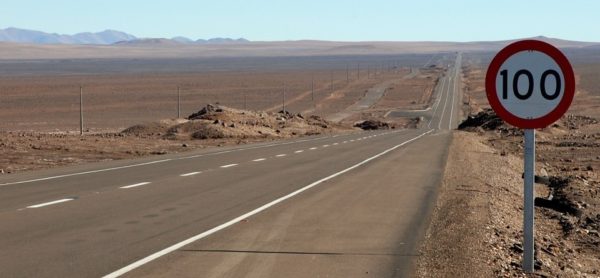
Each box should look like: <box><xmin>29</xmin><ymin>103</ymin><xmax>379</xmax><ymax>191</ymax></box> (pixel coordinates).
<box><xmin>330</xmin><ymin>71</ymin><xmax>334</xmax><ymax>92</ymax></box>
<box><xmin>346</xmin><ymin>64</ymin><xmax>349</xmax><ymax>83</ymax></box>
<box><xmin>177</xmin><ymin>86</ymin><xmax>181</xmax><ymax>118</ymax></box>
<box><xmin>311</xmin><ymin>75</ymin><xmax>314</xmax><ymax>102</ymax></box>
<box><xmin>282</xmin><ymin>83</ymin><xmax>286</xmax><ymax>114</ymax></box>
<box><xmin>79</xmin><ymin>86</ymin><xmax>83</xmax><ymax>135</ymax></box>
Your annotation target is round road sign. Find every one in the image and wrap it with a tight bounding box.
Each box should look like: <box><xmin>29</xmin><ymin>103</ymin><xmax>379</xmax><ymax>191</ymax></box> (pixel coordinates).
<box><xmin>485</xmin><ymin>40</ymin><xmax>575</xmax><ymax>129</ymax></box>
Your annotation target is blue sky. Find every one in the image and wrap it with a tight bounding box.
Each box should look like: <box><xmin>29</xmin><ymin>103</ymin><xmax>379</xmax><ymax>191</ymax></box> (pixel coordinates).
<box><xmin>2</xmin><ymin>0</ymin><xmax>598</xmax><ymax>42</ymax></box>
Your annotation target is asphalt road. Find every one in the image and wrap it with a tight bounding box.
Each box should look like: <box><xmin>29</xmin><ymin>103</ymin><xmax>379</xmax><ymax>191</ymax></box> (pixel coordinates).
<box><xmin>0</xmin><ymin>54</ymin><xmax>462</xmax><ymax>278</ymax></box>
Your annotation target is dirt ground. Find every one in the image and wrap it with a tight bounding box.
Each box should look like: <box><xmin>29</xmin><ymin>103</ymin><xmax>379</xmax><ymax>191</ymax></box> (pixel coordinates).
<box><xmin>0</xmin><ymin>60</ymin><xmax>440</xmax><ymax>174</ymax></box>
<box><xmin>417</xmin><ymin>60</ymin><xmax>600</xmax><ymax>277</ymax></box>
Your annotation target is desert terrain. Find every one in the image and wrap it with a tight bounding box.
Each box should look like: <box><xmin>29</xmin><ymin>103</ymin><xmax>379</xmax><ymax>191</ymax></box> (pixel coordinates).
<box><xmin>2</xmin><ymin>38</ymin><xmax>600</xmax><ymax>277</ymax></box>
<box><xmin>0</xmin><ymin>54</ymin><xmax>444</xmax><ymax>174</ymax></box>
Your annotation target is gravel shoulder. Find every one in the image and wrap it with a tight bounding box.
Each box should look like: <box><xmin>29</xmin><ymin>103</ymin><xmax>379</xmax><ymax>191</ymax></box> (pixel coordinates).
<box><xmin>418</xmin><ymin>127</ymin><xmax>600</xmax><ymax>277</ymax></box>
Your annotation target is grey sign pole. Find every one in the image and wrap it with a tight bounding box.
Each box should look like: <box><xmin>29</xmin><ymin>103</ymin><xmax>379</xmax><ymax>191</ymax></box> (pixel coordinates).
<box><xmin>523</xmin><ymin>128</ymin><xmax>535</xmax><ymax>272</ymax></box>
<box><xmin>79</xmin><ymin>86</ymin><xmax>83</xmax><ymax>135</ymax></box>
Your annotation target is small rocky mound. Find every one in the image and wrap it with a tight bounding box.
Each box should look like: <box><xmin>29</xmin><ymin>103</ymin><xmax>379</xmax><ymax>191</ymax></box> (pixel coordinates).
<box><xmin>458</xmin><ymin>109</ymin><xmax>522</xmax><ymax>136</ymax></box>
<box><xmin>562</xmin><ymin>115</ymin><xmax>599</xmax><ymax>130</ymax></box>
<box><xmin>121</xmin><ymin>122</ymin><xmax>170</xmax><ymax>136</ymax></box>
<box><xmin>123</xmin><ymin>104</ymin><xmax>341</xmax><ymax>140</ymax></box>
<box><xmin>354</xmin><ymin>120</ymin><xmax>391</xmax><ymax>130</ymax></box>
<box><xmin>458</xmin><ymin>108</ymin><xmax>504</xmax><ymax>131</ymax></box>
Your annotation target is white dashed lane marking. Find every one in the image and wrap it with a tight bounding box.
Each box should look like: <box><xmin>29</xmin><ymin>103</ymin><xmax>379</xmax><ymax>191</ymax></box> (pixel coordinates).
<box><xmin>26</xmin><ymin>198</ymin><xmax>75</xmax><ymax>209</ymax></box>
<box><xmin>276</xmin><ymin>154</ymin><xmax>287</xmax><ymax>157</ymax></box>
<box><xmin>294</xmin><ymin>150</ymin><xmax>304</xmax><ymax>153</ymax></box>
<box><xmin>252</xmin><ymin>158</ymin><xmax>266</xmax><ymax>162</ymax></box>
<box><xmin>220</xmin><ymin>164</ymin><xmax>238</xmax><ymax>168</ymax></box>
<box><xmin>309</xmin><ymin>147</ymin><xmax>317</xmax><ymax>150</ymax></box>
<box><xmin>180</xmin><ymin>172</ymin><xmax>201</xmax><ymax>177</ymax></box>
<box><xmin>120</xmin><ymin>182</ymin><xmax>151</xmax><ymax>189</ymax></box>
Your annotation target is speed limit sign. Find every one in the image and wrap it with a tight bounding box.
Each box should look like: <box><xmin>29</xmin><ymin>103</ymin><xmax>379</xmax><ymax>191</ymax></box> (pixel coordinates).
<box><xmin>486</xmin><ymin>40</ymin><xmax>575</xmax><ymax>128</ymax></box>
<box><xmin>486</xmin><ymin>40</ymin><xmax>575</xmax><ymax>273</ymax></box>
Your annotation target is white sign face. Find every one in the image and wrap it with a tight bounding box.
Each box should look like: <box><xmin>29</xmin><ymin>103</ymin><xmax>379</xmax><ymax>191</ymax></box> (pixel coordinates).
<box><xmin>495</xmin><ymin>51</ymin><xmax>564</xmax><ymax>119</ymax></box>
<box><xmin>486</xmin><ymin>40</ymin><xmax>575</xmax><ymax>129</ymax></box>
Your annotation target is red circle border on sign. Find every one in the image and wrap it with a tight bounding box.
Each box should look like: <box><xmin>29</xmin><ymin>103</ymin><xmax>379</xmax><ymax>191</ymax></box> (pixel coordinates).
<box><xmin>485</xmin><ymin>40</ymin><xmax>575</xmax><ymax>129</ymax></box>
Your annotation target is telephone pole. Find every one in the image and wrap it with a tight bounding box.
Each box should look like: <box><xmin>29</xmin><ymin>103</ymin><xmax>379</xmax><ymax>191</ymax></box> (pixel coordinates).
<box><xmin>282</xmin><ymin>83</ymin><xmax>286</xmax><ymax>114</ymax></box>
<box><xmin>311</xmin><ymin>75</ymin><xmax>314</xmax><ymax>102</ymax></box>
<box><xmin>346</xmin><ymin>64</ymin><xmax>349</xmax><ymax>83</ymax></box>
<box><xmin>177</xmin><ymin>86</ymin><xmax>181</xmax><ymax>118</ymax></box>
<box><xmin>330</xmin><ymin>70</ymin><xmax>334</xmax><ymax>92</ymax></box>
<box><xmin>79</xmin><ymin>86</ymin><xmax>83</xmax><ymax>135</ymax></box>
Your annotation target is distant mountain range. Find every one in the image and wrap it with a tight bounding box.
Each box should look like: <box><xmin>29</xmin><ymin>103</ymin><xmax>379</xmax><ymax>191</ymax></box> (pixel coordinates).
<box><xmin>0</xmin><ymin>27</ymin><xmax>249</xmax><ymax>45</ymax></box>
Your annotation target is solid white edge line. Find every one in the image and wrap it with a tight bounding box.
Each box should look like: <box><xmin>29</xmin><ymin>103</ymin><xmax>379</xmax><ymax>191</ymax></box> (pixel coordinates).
<box><xmin>180</xmin><ymin>172</ymin><xmax>201</xmax><ymax>177</ymax></box>
<box><xmin>27</xmin><ymin>198</ymin><xmax>75</xmax><ymax>209</ymax></box>
<box><xmin>449</xmin><ymin>58</ymin><xmax>459</xmax><ymax>130</ymax></box>
<box><xmin>427</xmin><ymin>74</ymin><xmax>446</xmax><ymax>129</ymax></box>
<box><xmin>220</xmin><ymin>164</ymin><xmax>238</xmax><ymax>168</ymax></box>
<box><xmin>120</xmin><ymin>182</ymin><xmax>151</xmax><ymax>189</ymax></box>
<box><xmin>252</xmin><ymin>158</ymin><xmax>266</xmax><ymax>162</ymax></box>
<box><xmin>437</xmin><ymin>72</ymin><xmax>451</xmax><ymax>130</ymax></box>
<box><xmin>102</xmin><ymin>129</ymin><xmax>433</xmax><ymax>278</ymax></box>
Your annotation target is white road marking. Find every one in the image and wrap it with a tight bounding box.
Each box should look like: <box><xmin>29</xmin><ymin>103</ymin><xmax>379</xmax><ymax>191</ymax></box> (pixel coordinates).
<box><xmin>322</xmin><ymin>144</ymin><xmax>330</xmax><ymax>148</ymax></box>
<box><xmin>342</xmin><ymin>141</ymin><xmax>348</xmax><ymax>144</ymax></box>
<box><xmin>27</xmin><ymin>198</ymin><xmax>75</xmax><ymax>209</ymax></box>
<box><xmin>120</xmin><ymin>182</ymin><xmax>151</xmax><ymax>189</ymax></box>
<box><xmin>0</xmin><ymin>132</ymin><xmax>365</xmax><ymax>187</ymax></box>
<box><xmin>449</xmin><ymin>60</ymin><xmax>458</xmax><ymax>130</ymax></box>
<box><xmin>180</xmin><ymin>172</ymin><xmax>201</xmax><ymax>177</ymax></box>
<box><xmin>102</xmin><ymin>129</ymin><xmax>434</xmax><ymax>278</ymax></box>
<box><xmin>350</xmin><ymin>140</ymin><xmax>355</xmax><ymax>142</ymax></box>
<box><xmin>220</xmin><ymin>164</ymin><xmax>238</xmax><ymax>168</ymax></box>
<box><xmin>276</xmin><ymin>154</ymin><xmax>287</xmax><ymax>157</ymax></box>
<box><xmin>294</xmin><ymin>150</ymin><xmax>304</xmax><ymax>153</ymax></box>
<box><xmin>309</xmin><ymin>147</ymin><xmax>317</xmax><ymax>150</ymax></box>
<box><xmin>333</xmin><ymin>143</ymin><xmax>339</xmax><ymax>145</ymax></box>
<box><xmin>0</xmin><ymin>159</ymin><xmax>172</xmax><ymax>187</ymax></box>
<box><xmin>428</xmin><ymin>74</ymin><xmax>447</xmax><ymax>129</ymax></box>
<box><xmin>252</xmin><ymin>158</ymin><xmax>266</xmax><ymax>162</ymax></box>
<box><xmin>437</xmin><ymin>74</ymin><xmax>451</xmax><ymax>130</ymax></box>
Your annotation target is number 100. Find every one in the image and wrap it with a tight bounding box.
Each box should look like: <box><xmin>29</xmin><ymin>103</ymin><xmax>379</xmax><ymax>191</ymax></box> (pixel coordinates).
<box><xmin>500</xmin><ymin>69</ymin><xmax>561</xmax><ymax>100</ymax></box>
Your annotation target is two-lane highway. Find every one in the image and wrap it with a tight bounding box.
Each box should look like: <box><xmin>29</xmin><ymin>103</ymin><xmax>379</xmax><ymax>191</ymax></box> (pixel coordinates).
<box><xmin>0</xmin><ymin>54</ymin><xmax>463</xmax><ymax>278</ymax></box>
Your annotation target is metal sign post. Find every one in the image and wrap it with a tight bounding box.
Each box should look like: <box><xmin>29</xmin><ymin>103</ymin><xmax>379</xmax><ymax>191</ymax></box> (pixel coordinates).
<box><xmin>523</xmin><ymin>128</ymin><xmax>535</xmax><ymax>272</ymax></box>
<box><xmin>485</xmin><ymin>40</ymin><xmax>575</xmax><ymax>273</ymax></box>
